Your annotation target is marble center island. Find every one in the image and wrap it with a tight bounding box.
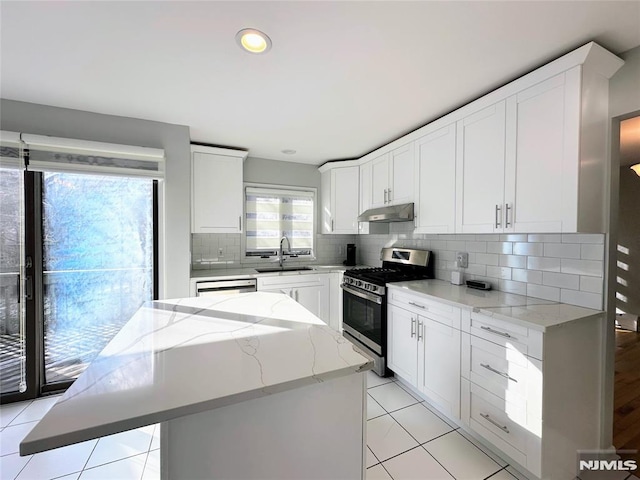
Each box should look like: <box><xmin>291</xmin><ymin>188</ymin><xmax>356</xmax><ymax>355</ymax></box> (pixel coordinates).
<box><xmin>20</xmin><ymin>292</ymin><xmax>373</xmax><ymax>479</ymax></box>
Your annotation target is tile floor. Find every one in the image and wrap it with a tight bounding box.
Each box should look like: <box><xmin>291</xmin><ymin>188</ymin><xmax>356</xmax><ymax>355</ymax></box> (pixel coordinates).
<box><xmin>2</xmin><ymin>372</ymin><xmax>637</xmax><ymax>479</ymax></box>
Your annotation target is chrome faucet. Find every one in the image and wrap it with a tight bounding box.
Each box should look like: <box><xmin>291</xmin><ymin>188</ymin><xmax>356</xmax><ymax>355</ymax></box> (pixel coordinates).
<box><xmin>279</xmin><ymin>234</ymin><xmax>291</xmax><ymax>267</ymax></box>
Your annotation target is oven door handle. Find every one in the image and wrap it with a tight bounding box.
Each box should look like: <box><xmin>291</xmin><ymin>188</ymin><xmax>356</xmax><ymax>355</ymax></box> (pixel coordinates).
<box><xmin>340</xmin><ymin>284</ymin><xmax>383</xmax><ymax>304</ymax></box>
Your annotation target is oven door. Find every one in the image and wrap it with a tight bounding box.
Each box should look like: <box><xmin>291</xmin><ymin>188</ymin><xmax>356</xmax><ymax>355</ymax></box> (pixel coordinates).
<box><xmin>341</xmin><ymin>284</ymin><xmax>384</xmax><ymax>355</ymax></box>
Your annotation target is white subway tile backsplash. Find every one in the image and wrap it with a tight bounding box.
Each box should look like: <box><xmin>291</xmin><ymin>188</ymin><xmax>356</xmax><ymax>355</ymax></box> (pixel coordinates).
<box><xmin>499</xmin><ymin>255</ymin><xmax>526</xmax><ymax>268</ymax></box>
<box><xmin>465</xmin><ymin>264</ymin><xmax>487</xmax><ymax>276</ymax></box>
<box><xmin>512</xmin><ymin>268</ymin><xmax>543</xmax><ymax>284</ymax></box>
<box><xmin>477</xmin><ymin>234</ymin><xmax>501</xmax><ymax>241</ymax></box>
<box><xmin>350</xmin><ymin>230</ymin><xmax>607</xmax><ymax>310</ymax></box>
<box><xmin>486</xmin><ymin>266</ymin><xmax>512</xmax><ymax>280</ymax></box>
<box><xmin>500</xmin><ymin>280</ymin><xmax>527</xmax><ymax>295</ymax></box>
<box><xmin>562</xmin><ymin>234</ymin><xmax>604</xmax><ymax>244</ymax></box>
<box><xmin>527</xmin><ymin>234</ymin><xmax>562</xmax><ymax>243</ymax></box>
<box><xmin>500</xmin><ymin>234</ymin><xmax>528</xmax><ymax>242</ymax></box>
<box><xmin>446</xmin><ymin>240</ymin><xmax>466</xmax><ymax>251</ymax></box>
<box><xmin>513</xmin><ymin>242</ymin><xmax>544</xmax><ymax>256</ymax></box>
<box><xmin>561</xmin><ymin>258</ymin><xmax>603</xmax><ymax>277</ymax></box>
<box><xmin>487</xmin><ymin>242</ymin><xmax>513</xmax><ymax>255</ymax></box>
<box><xmin>527</xmin><ymin>256</ymin><xmax>561</xmax><ymax>272</ymax></box>
<box><xmin>580</xmin><ymin>276</ymin><xmax>603</xmax><ymax>294</ymax></box>
<box><xmin>542</xmin><ymin>271</ymin><xmax>580</xmax><ymax>290</ymax></box>
<box><xmin>527</xmin><ymin>284</ymin><xmax>560</xmax><ymax>302</ymax></box>
<box><xmin>475</xmin><ymin>253</ymin><xmax>500</xmax><ymax>266</ymax></box>
<box><xmin>543</xmin><ymin>243</ymin><xmax>581</xmax><ymax>259</ymax></box>
<box><xmin>560</xmin><ymin>289</ymin><xmax>603</xmax><ymax>310</ymax></box>
<box><xmin>581</xmin><ymin>244</ymin><xmax>605</xmax><ymax>261</ymax></box>
<box><xmin>465</xmin><ymin>241</ymin><xmax>487</xmax><ymax>253</ymax></box>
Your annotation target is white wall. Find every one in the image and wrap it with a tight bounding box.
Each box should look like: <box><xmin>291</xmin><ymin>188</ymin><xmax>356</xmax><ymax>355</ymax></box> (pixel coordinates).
<box><xmin>0</xmin><ymin>99</ymin><xmax>192</xmax><ymax>298</ymax></box>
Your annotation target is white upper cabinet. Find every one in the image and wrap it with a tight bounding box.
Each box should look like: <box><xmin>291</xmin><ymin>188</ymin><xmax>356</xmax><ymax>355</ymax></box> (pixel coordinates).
<box><xmin>321</xmin><ymin>165</ymin><xmax>359</xmax><ymax>234</ymax></box>
<box><xmin>505</xmin><ymin>69</ymin><xmax>584</xmax><ymax>233</ymax></box>
<box><xmin>414</xmin><ymin>123</ymin><xmax>457</xmax><ymax>234</ymax></box>
<box><xmin>318</xmin><ymin>43</ymin><xmax>623</xmax><ymax>234</ymax></box>
<box><xmin>358</xmin><ymin>161</ymin><xmax>372</xmax><ymax>234</ymax></box>
<box><xmin>369</xmin><ymin>144</ymin><xmax>415</xmax><ymax>208</ymax></box>
<box><xmin>191</xmin><ymin>145</ymin><xmax>248</xmax><ymax>234</ymax></box>
<box><xmin>455</xmin><ymin>101</ymin><xmax>507</xmax><ymax>233</ymax></box>
<box><xmin>370</xmin><ymin>153</ymin><xmax>390</xmax><ymax>208</ymax></box>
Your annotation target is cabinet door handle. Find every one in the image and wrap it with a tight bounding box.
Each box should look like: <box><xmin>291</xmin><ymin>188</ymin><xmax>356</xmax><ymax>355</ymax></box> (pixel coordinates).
<box><xmin>411</xmin><ymin>317</ymin><xmax>416</xmax><ymax>338</ymax></box>
<box><xmin>480</xmin><ymin>325</ymin><xmax>512</xmax><ymax>339</ymax></box>
<box><xmin>505</xmin><ymin>204</ymin><xmax>512</xmax><ymax>228</ymax></box>
<box><xmin>383</xmin><ymin>189</ymin><xmax>388</xmax><ymax>204</ymax></box>
<box><xmin>417</xmin><ymin>320</ymin><xmax>423</xmax><ymax>342</ymax></box>
<box><xmin>331</xmin><ymin>219</ymin><xmax>334</xmax><ymax>232</ymax></box>
<box><xmin>409</xmin><ymin>301</ymin><xmax>425</xmax><ymax>309</ymax></box>
<box><xmin>295</xmin><ymin>289</ymin><xmax>299</xmax><ymax>302</ymax></box>
<box><xmin>239</xmin><ymin>216</ymin><xmax>242</xmax><ymax>231</ymax></box>
<box><xmin>480</xmin><ymin>363</ymin><xmax>518</xmax><ymax>382</ymax></box>
<box><xmin>480</xmin><ymin>413</ymin><xmax>510</xmax><ymax>434</ymax></box>
<box><xmin>495</xmin><ymin>204</ymin><xmax>502</xmax><ymax>228</ymax></box>
<box><xmin>387</xmin><ymin>188</ymin><xmax>392</xmax><ymax>202</ymax></box>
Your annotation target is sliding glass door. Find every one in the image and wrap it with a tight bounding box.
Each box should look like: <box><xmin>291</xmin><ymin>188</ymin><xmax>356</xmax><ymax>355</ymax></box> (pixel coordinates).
<box><xmin>0</xmin><ymin>167</ymin><xmax>26</xmax><ymax>396</ymax></box>
<box><xmin>1</xmin><ymin>170</ymin><xmax>157</xmax><ymax>402</ymax></box>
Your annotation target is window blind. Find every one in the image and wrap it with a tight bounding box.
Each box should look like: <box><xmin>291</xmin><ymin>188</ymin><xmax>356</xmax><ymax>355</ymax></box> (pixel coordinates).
<box><xmin>20</xmin><ymin>134</ymin><xmax>165</xmax><ymax>179</ymax></box>
<box><xmin>0</xmin><ymin>131</ymin><xmax>24</xmax><ymax>170</ymax></box>
<box><xmin>245</xmin><ymin>186</ymin><xmax>315</xmax><ymax>255</ymax></box>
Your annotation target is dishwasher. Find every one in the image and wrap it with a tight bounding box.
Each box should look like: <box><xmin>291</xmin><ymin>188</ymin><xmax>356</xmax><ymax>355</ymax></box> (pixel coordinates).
<box><xmin>195</xmin><ymin>278</ymin><xmax>257</xmax><ymax>297</ymax></box>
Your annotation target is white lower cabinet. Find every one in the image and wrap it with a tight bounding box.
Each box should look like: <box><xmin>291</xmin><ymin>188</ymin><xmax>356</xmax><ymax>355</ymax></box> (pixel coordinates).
<box><xmin>387</xmin><ymin>289</ymin><xmax>461</xmax><ymax>419</ymax></box>
<box><xmin>257</xmin><ymin>274</ymin><xmax>330</xmax><ymax>326</ymax></box>
<box><xmin>387</xmin><ymin>305</ymin><xmax>418</xmax><ymax>386</ymax></box>
<box><xmin>387</xmin><ymin>286</ymin><xmax>605</xmax><ymax>480</ymax></box>
<box><xmin>461</xmin><ymin>310</ymin><xmax>603</xmax><ymax>480</ymax></box>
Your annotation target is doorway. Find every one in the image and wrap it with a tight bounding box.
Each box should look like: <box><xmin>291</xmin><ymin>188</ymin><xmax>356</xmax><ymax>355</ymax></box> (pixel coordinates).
<box><xmin>613</xmin><ymin>113</ymin><xmax>640</xmax><ymax>457</ymax></box>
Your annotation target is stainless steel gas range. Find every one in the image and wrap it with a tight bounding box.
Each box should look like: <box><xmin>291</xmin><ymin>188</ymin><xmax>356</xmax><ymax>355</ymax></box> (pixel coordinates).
<box><xmin>341</xmin><ymin>247</ymin><xmax>434</xmax><ymax>377</ymax></box>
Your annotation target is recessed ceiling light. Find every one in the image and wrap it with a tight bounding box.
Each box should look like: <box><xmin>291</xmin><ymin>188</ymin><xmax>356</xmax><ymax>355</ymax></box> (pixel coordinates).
<box><xmin>236</xmin><ymin>28</ymin><xmax>272</xmax><ymax>54</ymax></box>
<box><xmin>281</xmin><ymin>149</ymin><xmax>296</xmax><ymax>155</ymax></box>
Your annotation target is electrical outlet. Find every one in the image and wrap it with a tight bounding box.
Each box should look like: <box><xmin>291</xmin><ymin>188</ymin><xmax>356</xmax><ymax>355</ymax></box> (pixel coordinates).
<box><xmin>218</xmin><ymin>248</ymin><xmax>224</xmax><ymax>257</ymax></box>
<box><xmin>456</xmin><ymin>251</ymin><xmax>468</xmax><ymax>268</ymax></box>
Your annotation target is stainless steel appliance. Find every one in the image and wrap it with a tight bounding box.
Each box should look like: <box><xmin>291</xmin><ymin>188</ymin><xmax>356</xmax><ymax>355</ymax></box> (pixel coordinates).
<box><xmin>341</xmin><ymin>247</ymin><xmax>433</xmax><ymax>376</ymax></box>
<box><xmin>196</xmin><ymin>279</ymin><xmax>257</xmax><ymax>297</ymax></box>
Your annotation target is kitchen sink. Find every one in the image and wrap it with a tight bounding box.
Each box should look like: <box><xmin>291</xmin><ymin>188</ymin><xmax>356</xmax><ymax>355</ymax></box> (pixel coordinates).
<box><xmin>254</xmin><ymin>266</ymin><xmax>315</xmax><ymax>273</ymax></box>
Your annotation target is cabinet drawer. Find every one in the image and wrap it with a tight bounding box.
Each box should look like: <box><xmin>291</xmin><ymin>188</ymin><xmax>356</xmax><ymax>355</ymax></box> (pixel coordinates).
<box><xmin>469</xmin><ymin>312</ymin><xmax>542</xmax><ymax>360</ymax></box>
<box><xmin>467</xmin><ymin>382</ymin><xmax>541</xmax><ymax>478</ymax></box>
<box><xmin>257</xmin><ymin>273</ymin><xmax>327</xmax><ymax>290</ymax></box>
<box><xmin>388</xmin><ymin>289</ymin><xmax>461</xmax><ymax>328</ymax></box>
<box><xmin>466</xmin><ymin>335</ymin><xmax>541</xmax><ymax>417</ymax></box>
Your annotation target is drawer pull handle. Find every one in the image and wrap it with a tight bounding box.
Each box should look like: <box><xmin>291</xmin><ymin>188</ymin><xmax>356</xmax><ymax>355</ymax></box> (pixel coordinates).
<box><xmin>480</xmin><ymin>413</ymin><xmax>510</xmax><ymax>434</ymax></box>
<box><xmin>411</xmin><ymin>317</ymin><xmax>416</xmax><ymax>338</ymax></box>
<box><xmin>480</xmin><ymin>363</ymin><xmax>518</xmax><ymax>383</ymax></box>
<box><xmin>480</xmin><ymin>325</ymin><xmax>512</xmax><ymax>338</ymax></box>
<box><xmin>409</xmin><ymin>301</ymin><xmax>425</xmax><ymax>309</ymax></box>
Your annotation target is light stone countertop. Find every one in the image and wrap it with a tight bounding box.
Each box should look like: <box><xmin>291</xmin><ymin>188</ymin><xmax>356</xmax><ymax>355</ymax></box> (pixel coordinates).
<box><xmin>190</xmin><ymin>264</ymin><xmax>366</xmax><ymax>281</ymax></box>
<box><xmin>387</xmin><ymin>279</ymin><xmax>603</xmax><ymax>331</ymax></box>
<box><xmin>20</xmin><ymin>293</ymin><xmax>373</xmax><ymax>456</ymax></box>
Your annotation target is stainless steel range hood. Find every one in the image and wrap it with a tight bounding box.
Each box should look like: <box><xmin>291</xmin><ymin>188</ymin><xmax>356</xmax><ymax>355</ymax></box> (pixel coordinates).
<box><xmin>357</xmin><ymin>203</ymin><xmax>414</xmax><ymax>223</ymax></box>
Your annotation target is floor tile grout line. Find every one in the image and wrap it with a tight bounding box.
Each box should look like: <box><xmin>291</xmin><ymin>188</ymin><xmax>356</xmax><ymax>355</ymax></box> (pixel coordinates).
<box><xmin>140</xmin><ymin>450</ymin><xmax>151</xmax><ymax>480</ymax></box>
<box><xmin>417</xmin><ymin>428</ymin><xmax>457</xmax><ymax>448</ymax></box>
<box><xmin>366</xmin><ymin>445</ymin><xmax>381</xmax><ymax>469</ymax></box>
<box><xmin>373</xmin><ymin>444</ymin><xmax>424</xmax><ymax>469</ymax></box>
<box><xmin>455</xmin><ymin>428</ymin><xmax>508</xmax><ymax>468</ymax></box>
<box><xmin>1</xmin><ymin>401</ymin><xmax>32</xmax><ymax>429</ymax></box>
<box><xmin>418</xmin><ymin>443</ymin><xmax>457</xmax><ymax>480</ymax></box>
<box><xmin>82</xmin><ymin>449</ymin><xmax>150</xmax><ymax>473</ymax></box>
<box><xmin>12</xmin><ymin>452</ymin><xmax>34</xmax><ymax>480</ymax></box>
<box><xmin>483</xmin><ymin>465</ymin><xmax>510</xmax><ymax>479</ymax></box>
<box><xmin>80</xmin><ymin>438</ymin><xmax>100</xmax><ymax>474</ymax></box>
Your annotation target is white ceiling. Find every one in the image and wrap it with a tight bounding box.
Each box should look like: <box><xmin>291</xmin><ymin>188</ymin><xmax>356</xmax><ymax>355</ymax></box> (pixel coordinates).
<box><xmin>1</xmin><ymin>1</ymin><xmax>639</xmax><ymax>166</ymax></box>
